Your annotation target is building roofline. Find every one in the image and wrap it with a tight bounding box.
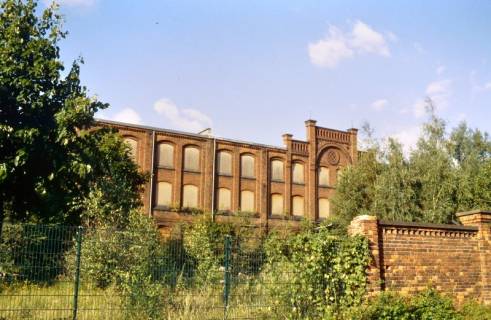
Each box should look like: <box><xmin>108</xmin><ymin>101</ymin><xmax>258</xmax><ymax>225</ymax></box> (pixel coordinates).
<box><xmin>95</xmin><ymin>118</ymin><xmax>287</xmax><ymax>151</ymax></box>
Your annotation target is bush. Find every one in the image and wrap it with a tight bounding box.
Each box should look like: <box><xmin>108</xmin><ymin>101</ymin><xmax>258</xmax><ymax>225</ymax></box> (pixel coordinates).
<box><xmin>262</xmin><ymin>222</ymin><xmax>371</xmax><ymax>319</ymax></box>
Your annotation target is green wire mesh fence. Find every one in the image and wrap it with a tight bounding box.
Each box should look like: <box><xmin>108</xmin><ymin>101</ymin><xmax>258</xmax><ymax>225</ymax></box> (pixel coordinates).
<box><xmin>0</xmin><ymin>224</ymin><xmax>273</xmax><ymax>320</ymax></box>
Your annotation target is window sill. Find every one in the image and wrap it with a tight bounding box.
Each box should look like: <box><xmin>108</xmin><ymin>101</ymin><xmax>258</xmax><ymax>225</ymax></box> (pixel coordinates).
<box><xmin>218</xmin><ymin>173</ymin><xmax>233</xmax><ymax>177</ymax></box>
<box><xmin>269</xmin><ymin>214</ymin><xmax>303</xmax><ymax>221</ymax></box>
<box><xmin>270</xmin><ymin>179</ymin><xmax>285</xmax><ymax>183</ymax></box>
<box><xmin>240</xmin><ymin>176</ymin><xmax>256</xmax><ymax>180</ymax></box>
<box><xmin>156</xmin><ymin>166</ymin><xmax>175</xmax><ymax>170</ymax></box>
<box><xmin>183</xmin><ymin>169</ymin><xmax>201</xmax><ymax>174</ymax></box>
<box><xmin>292</xmin><ymin>182</ymin><xmax>305</xmax><ymax>186</ymax></box>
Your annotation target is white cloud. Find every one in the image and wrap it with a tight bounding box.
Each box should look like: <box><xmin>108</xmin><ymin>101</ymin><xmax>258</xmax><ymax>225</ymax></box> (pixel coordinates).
<box><xmin>411</xmin><ymin>79</ymin><xmax>452</xmax><ymax>118</ymax></box>
<box><xmin>308</xmin><ymin>20</ymin><xmax>392</xmax><ymax>68</ymax></box>
<box><xmin>371</xmin><ymin>99</ymin><xmax>388</xmax><ymax>111</ymax></box>
<box><xmin>44</xmin><ymin>0</ymin><xmax>96</xmax><ymax>7</ymax></box>
<box><xmin>351</xmin><ymin>21</ymin><xmax>390</xmax><ymax>56</ymax></box>
<box><xmin>111</xmin><ymin>107</ymin><xmax>142</xmax><ymax>125</ymax></box>
<box><xmin>391</xmin><ymin>125</ymin><xmax>422</xmax><ymax>156</ymax></box>
<box><xmin>308</xmin><ymin>26</ymin><xmax>354</xmax><ymax>68</ymax></box>
<box><xmin>153</xmin><ymin>98</ymin><xmax>212</xmax><ymax>132</ymax></box>
<box><xmin>484</xmin><ymin>82</ymin><xmax>491</xmax><ymax>91</ymax></box>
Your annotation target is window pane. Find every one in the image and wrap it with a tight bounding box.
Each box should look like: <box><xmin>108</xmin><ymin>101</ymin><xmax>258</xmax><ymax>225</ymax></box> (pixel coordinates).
<box><xmin>218</xmin><ymin>151</ymin><xmax>232</xmax><ymax>175</ymax></box>
<box><xmin>292</xmin><ymin>163</ymin><xmax>304</xmax><ymax>184</ymax></box>
<box><xmin>240</xmin><ymin>190</ymin><xmax>255</xmax><ymax>212</ymax></box>
<box><xmin>319</xmin><ymin>167</ymin><xmax>329</xmax><ymax>186</ymax></box>
<box><xmin>271</xmin><ymin>194</ymin><xmax>284</xmax><ymax>215</ymax></box>
<box><xmin>336</xmin><ymin>168</ymin><xmax>344</xmax><ymax>184</ymax></box>
<box><xmin>124</xmin><ymin>138</ymin><xmax>137</xmax><ymax>161</ymax></box>
<box><xmin>271</xmin><ymin>160</ymin><xmax>284</xmax><ymax>181</ymax></box>
<box><xmin>184</xmin><ymin>147</ymin><xmax>200</xmax><ymax>171</ymax></box>
<box><xmin>156</xmin><ymin>182</ymin><xmax>172</xmax><ymax>207</ymax></box>
<box><xmin>182</xmin><ymin>185</ymin><xmax>198</xmax><ymax>208</ymax></box>
<box><xmin>292</xmin><ymin>196</ymin><xmax>304</xmax><ymax>216</ymax></box>
<box><xmin>218</xmin><ymin>188</ymin><xmax>231</xmax><ymax>211</ymax></box>
<box><xmin>158</xmin><ymin>143</ymin><xmax>174</xmax><ymax>168</ymax></box>
<box><xmin>318</xmin><ymin>198</ymin><xmax>330</xmax><ymax>218</ymax></box>
<box><xmin>241</xmin><ymin>155</ymin><xmax>255</xmax><ymax>178</ymax></box>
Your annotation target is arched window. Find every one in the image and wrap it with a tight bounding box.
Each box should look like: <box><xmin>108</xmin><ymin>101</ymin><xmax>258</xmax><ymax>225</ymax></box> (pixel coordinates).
<box><xmin>157</xmin><ymin>143</ymin><xmax>174</xmax><ymax>168</ymax></box>
<box><xmin>240</xmin><ymin>190</ymin><xmax>255</xmax><ymax>212</ymax></box>
<box><xmin>241</xmin><ymin>154</ymin><xmax>255</xmax><ymax>178</ymax></box>
<box><xmin>271</xmin><ymin>194</ymin><xmax>284</xmax><ymax>215</ymax></box>
<box><xmin>292</xmin><ymin>196</ymin><xmax>304</xmax><ymax>216</ymax></box>
<box><xmin>217</xmin><ymin>151</ymin><xmax>232</xmax><ymax>175</ymax></box>
<box><xmin>292</xmin><ymin>162</ymin><xmax>304</xmax><ymax>184</ymax></box>
<box><xmin>318</xmin><ymin>167</ymin><xmax>330</xmax><ymax>186</ymax></box>
<box><xmin>217</xmin><ymin>188</ymin><xmax>231</xmax><ymax>211</ymax></box>
<box><xmin>182</xmin><ymin>185</ymin><xmax>198</xmax><ymax>208</ymax></box>
<box><xmin>156</xmin><ymin>182</ymin><xmax>172</xmax><ymax>207</ymax></box>
<box><xmin>318</xmin><ymin>198</ymin><xmax>330</xmax><ymax>219</ymax></box>
<box><xmin>123</xmin><ymin>137</ymin><xmax>138</xmax><ymax>161</ymax></box>
<box><xmin>271</xmin><ymin>159</ymin><xmax>284</xmax><ymax>182</ymax></box>
<box><xmin>184</xmin><ymin>146</ymin><xmax>200</xmax><ymax>171</ymax></box>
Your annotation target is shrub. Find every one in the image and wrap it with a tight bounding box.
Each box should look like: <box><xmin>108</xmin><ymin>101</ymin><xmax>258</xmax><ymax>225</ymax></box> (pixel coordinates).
<box><xmin>262</xmin><ymin>222</ymin><xmax>370</xmax><ymax>319</ymax></box>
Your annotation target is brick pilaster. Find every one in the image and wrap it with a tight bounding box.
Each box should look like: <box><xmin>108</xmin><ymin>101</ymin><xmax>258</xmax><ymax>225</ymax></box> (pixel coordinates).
<box><xmin>348</xmin><ymin>215</ymin><xmax>382</xmax><ymax>294</ymax></box>
<box><xmin>458</xmin><ymin>210</ymin><xmax>491</xmax><ymax>304</ymax></box>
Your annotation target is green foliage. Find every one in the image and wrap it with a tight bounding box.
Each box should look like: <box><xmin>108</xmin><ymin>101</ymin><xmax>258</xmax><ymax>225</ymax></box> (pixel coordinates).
<box><xmin>0</xmin><ymin>0</ymin><xmax>146</xmax><ymax>227</ymax></box>
<box><xmin>263</xmin><ymin>223</ymin><xmax>370</xmax><ymax>319</ymax></box>
<box><xmin>333</xmin><ymin>104</ymin><xmax>491</xmax><ymax>229</ymax></box>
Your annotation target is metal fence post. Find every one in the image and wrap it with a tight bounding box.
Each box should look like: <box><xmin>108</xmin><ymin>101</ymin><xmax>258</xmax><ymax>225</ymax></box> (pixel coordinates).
<box><xmin>223</xmin><ymin>235</ymin><xmax>232</xmax><ymax>320</ymax></box>
<box><xmin>72</xmin><ymin>226</ymin><xmax>83</xmax><ymax>320</ymax></box>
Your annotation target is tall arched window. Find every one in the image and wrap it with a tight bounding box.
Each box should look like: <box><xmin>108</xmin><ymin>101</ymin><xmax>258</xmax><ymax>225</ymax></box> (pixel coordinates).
<box><xmin>182</xmin><ymin>185</ymin><xmax>198</xmax><ymax>208</ymax></box>
<box><xmin>318</xmin><ymin>167</ymin><xmax>330</xmax><ymax>186</ymax></box>
<box><xmin>240</xmin><ymin>190</ymin><xmax>255</xmax><ymax>212</ymax></box>
<box><xmin>241</xmin><ymin>154</ymin><xmax>255</xmax><ymax>178</ymax></box>
<box><xmin>184</xmin><ymin>146</ymin><xmax>200</xmax><ymax>171</ymax></box>
<box><xmin>217</xmin><ymin>151</ymin><xmax>232</xmax><ymax>175</ymax></box>
<box><xmin>156</xmin><ymin>182</ymin><xmax>172</xmax><ymax>207</ymax></box>
<box><xmin>217</xmin><ymin>188</ymin><xmax>231</xmax><ymax>211</ymax></box>
<box><xmin>271</xmin><ymin>159</ymin><xmax>284</xmax><ymax>181</ymax></box>
<box><xmin>123</xmin><ymin>137</ymin><xmax>138</xmax><ymax>161</ymax></box>
<box><xmin>292</xmin><ymin>162</ymin><xmax>304</xmax><ymax>184</ymax></box>
<box><xmin>157</xmin><ymin>143</ymin><xmax>174</xmax><ymax>168</ymax></box>
<box><xmin>292</xmin><ymin>196</ymin><xmax>304</xmax><ymax>216</ymax></box>
<box><xmin>318</xmin><ymin>198</ymin><xmax>330</xmax><ymax>219</ymax></box>
<box><xmin>271</xmin><ymin>194</ymin><xmax>284</xmax><ymax>215</ymax></box>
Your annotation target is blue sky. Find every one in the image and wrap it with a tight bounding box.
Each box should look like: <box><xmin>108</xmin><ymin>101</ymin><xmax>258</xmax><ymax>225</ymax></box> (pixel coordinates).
<box><xmin>47</xmin><ymin>0</ymin><xmax>491</xmax><ymax>149</ymax></box>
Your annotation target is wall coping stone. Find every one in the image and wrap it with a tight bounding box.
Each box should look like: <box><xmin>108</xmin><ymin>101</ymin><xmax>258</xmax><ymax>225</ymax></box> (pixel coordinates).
<box><xmin>379</xmin><ymin>220</ymin><xmax>478</xmax><ymax>232</ymax></box>
<box><xmin>456</xmin><ymin>210</ymin><xmax>491</xmax><ymax>218</ymax></box>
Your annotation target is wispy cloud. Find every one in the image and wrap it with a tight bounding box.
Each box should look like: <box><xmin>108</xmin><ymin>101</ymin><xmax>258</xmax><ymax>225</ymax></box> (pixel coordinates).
<box><xmin>391</xmin><ymin>125</ymin><xmax>421</xmax><ymax>156</ymax></box>
<box><xmin>436</xmin><ymin>65</ymin><xmax>446</xmax><ymax>76</ymax></box>
<box><xmin>153</xmin><ymin>98</ymin><xmax>212</xmax><ymax>132</ymax></box>
<box><xmin>308</xmin><ymin>20</ymin><xmax>392</xmax><ymax>68</ymax></box>
<box><xmin>100</xmin><ymin>107</ymin><xmax>142</xmax><ymax>125</ymax></box>
<box><xmin>371</xmin><ymin>99</ymin><xmax>388</xmax><ymax>111</ymax></box>
<box><xmin>411</xmin><ymin>79</ymin><xmax>452</xmax><ymax>118</ymax></box>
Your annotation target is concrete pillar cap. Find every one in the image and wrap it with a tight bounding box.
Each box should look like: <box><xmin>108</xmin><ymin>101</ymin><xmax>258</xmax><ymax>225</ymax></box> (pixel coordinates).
<box><xmin>352</xmin><ymin>215</ymin><xmax>378</xmax><ymax>222</ymax></box>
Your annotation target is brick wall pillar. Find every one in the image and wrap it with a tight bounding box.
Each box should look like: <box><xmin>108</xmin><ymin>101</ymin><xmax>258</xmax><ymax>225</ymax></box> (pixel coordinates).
<box><xmin>457</xmin><ymin>210</ymin><xmax>491</xmax><ymax>304</ymax></box>
<box><xmin>348</xmin><ymin>215</ymin><xmax>382</xmax><ymax>294</ymax></box>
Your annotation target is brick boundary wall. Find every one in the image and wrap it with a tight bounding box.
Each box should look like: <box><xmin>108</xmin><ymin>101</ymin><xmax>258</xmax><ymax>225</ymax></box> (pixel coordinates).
<box><xmin>348</xmin><ymin>210</ymin><xmax>491</xmax><ymax>304</ymax></box>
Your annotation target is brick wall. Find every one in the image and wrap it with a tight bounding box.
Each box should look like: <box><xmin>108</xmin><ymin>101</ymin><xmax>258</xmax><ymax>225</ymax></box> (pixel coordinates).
<box><xmin>349</xmin><ymin>210</ymin><xmax>491</xmax><ymax>304</ymax></box>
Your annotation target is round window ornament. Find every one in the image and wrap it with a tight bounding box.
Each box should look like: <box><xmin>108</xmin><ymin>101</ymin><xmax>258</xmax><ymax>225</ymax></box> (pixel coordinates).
<box><xmin>326</xmin><ymin>149</ymin><xmax>340</xmax><ymax>165</ymax></box>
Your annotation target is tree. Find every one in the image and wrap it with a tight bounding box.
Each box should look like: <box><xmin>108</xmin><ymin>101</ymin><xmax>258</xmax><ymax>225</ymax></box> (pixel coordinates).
<box><xmin>332</xmin><ymin>101</ymin><xmax>491</xmax><ymax>228</ymax></box>
<box><xmin>0</xmin><ymin>0</ymin><xmax>146</xmax><ymax>227</ymax></box>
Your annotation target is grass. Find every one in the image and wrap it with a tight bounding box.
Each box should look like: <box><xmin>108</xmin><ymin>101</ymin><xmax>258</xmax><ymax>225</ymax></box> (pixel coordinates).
<box><xmin>0</xmin><ymin>280</ymin><xmax>273</xmax><ymax>320</ymax></box>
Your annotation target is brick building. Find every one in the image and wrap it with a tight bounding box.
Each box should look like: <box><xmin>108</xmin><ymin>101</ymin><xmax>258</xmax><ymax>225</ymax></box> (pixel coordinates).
<box><xmin>96</xmin><ymin>119</ymin><xmax>358</xmax><ymax>230</ymax></box>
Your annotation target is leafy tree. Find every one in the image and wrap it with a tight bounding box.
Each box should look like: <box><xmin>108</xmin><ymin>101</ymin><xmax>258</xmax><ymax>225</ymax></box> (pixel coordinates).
<box><xmin>332</xmin><ymin>101</ymin><xmax>491</xmax><ymax>228</ymax></box>
<box><xmin>0</xmin><ymin>0</ymin><xmax>146</xmax><ymax>227</ymax></box>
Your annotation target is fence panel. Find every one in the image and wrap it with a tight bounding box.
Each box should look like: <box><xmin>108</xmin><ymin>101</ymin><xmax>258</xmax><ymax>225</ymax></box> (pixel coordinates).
<box><xmin>0</xmin><ymin>224</ymin><xmax>78</xmax><ymax>320</ymax></box>
<box><xmin>0</xmin><ymin>224</ymin><xmax>294</xmax><ymax>320</ymax></box>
